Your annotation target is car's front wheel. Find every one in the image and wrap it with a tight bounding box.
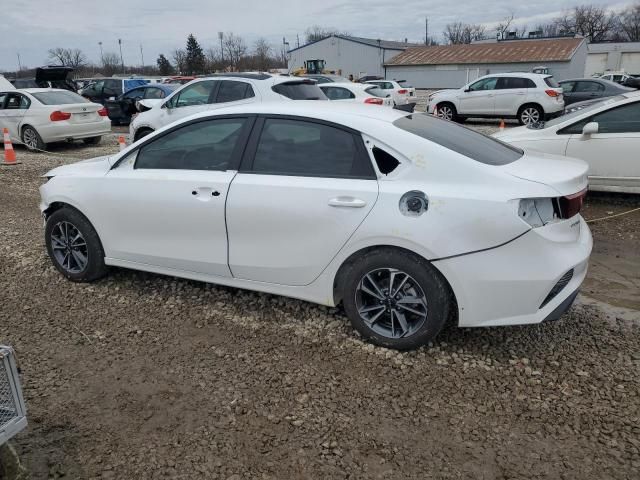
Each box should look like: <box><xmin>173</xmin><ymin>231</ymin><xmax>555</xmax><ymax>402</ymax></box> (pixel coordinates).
<box><xmin>342</xmin><ymin>249</ymin><xmax>453</xmax><ymax>350</ymax></box>
<box><xmin>518</xmin><ymin>104</ymin><xmax>543</xmax><ymax>126</ymax></box>
<box><xmin>22</xmin><ymin>125</ymin><xmax>46</xmax><ymax>151</ymax></box>
<box><xmin>45</xmin><ymin>207</ymin><xmax>108</xmax><ymax>282</ymax></box>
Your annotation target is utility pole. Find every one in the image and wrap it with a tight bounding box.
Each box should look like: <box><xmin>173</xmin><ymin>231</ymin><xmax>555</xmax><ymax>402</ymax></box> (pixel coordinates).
<box><xmin>118</xmin><ymin>38</ymin><xmax>125</xmax><ymax>74</ymax></box>
<box><xmin>425</xmin><ymin>17</ymin><xmax>428</xmax><ymax>45</ymax></box>
<box><xmin>296</xmin><ymin>34</ymin><xmax>300</xmax><ymax>48</ymax></box>
<box><xmin>218</xmin><ymin>32</ymin><xmax>224</xmax><ymax>70</ymax></box>
<box><xmin>16</xmin><ymin>52</ymin><xmax>22</xmax><ymax>75</ymax></box>
<box><xmin>98</xmin><ymin>41</ymin><xmax>103</xmax><ymax>64</ymax></box>
<box><xmin>140</xmin><ymin>44</ymin><xmax>144</xmax><ymax>68</ymax></box>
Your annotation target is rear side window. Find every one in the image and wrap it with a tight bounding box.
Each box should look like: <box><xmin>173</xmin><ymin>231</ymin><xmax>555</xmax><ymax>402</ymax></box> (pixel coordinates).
<box><xmin>136</xmin><ymin>118</ymin><xmax>246</xmax><ymax>170</ymax></box>
<box><xmin>497</xmin><ymin>77</ymin><xmax>536</xmax><ymax>89</ymax></box>
<box><xmin>544</xmin><ymin>77</ymin><xmax>560</xmax><ymax>88</ymax></box>
<box><xmin>216</xmin><ymin>81</ymin><xmax>255</xmax><ymax>103</ymax></box>
<box><xmin>272</xmin><ymin>82</ymin><xmax>327</xmax><ymax>100</ymax></box>
<box><xmin>32</xmin><ymin>91</ymin><xmax>88</xmax><ymax>105</ymax></box>
<box><xmin>574</xmin><ymin>81</ymin><xmax>604</xmax><ymax>93</ymax></box>
<box><xmin>394</xmin><ymin>114</ymin><xmax>523</xmax><ymax>165</ymax></box>
<box><xmin>251</xmin><ymin>118</ymin><xmax>374</xmax><ymax>178</ymax></box>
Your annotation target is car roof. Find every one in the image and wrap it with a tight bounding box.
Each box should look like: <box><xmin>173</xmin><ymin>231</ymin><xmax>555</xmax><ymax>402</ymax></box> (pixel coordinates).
<box><xmin>7</xmin><ymin>88</ymin><xmax>72</xmax><ymax>94</ymax></box>
<box><xmin>482</xmin><ymin>72</ymin><xmax>549</xmax><ymax>78</ymax></box>
<box><xmin>319</xmin><ymin>82</ymin><xmax>372</xmax><ymax>90</ymax></box>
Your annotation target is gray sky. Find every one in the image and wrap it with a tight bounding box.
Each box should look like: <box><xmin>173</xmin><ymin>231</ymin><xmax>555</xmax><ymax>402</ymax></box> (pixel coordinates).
<box><xmin>1</xmin><ymin>0</ymin><xmax>632</xmax><ymax>71</ymax></box>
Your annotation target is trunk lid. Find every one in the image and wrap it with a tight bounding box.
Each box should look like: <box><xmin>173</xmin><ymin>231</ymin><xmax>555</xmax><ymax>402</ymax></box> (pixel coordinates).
<box><xmin>56</xmin><ymin>103</ymin><xmax>103</xmax><ymax>124</ymax></box>
<box><xmin>501</xmin><ymin>152</ymin><xmax>589</xmax><ymax>196</ymax></box>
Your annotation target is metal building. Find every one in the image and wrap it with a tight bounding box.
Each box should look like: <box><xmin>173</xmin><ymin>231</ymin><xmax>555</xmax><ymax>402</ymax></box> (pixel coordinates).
<box><xmin>586</xmin><ymin>42</ymin><xmax>640</xmax><ymax>76</ymax></box>
<box><xmin>384</xmin><ymin>37</ymin><xmax>588</xmax><ymax>89</ymax></box>
<box><xmin>287</xmin><ymin>35</ymin><xmax>417</xmax><ymax>79</ymax></box>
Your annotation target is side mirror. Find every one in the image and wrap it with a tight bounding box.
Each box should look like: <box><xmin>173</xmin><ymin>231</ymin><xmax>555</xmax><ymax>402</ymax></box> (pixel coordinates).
<box><xmin>582</xmin><ymin>122</ymin><xmax>599</xmax><ymax>136</ymax></box>
<box><xmin>463</xmin><ymin>88</ymin><xmax>470</xmax><ymax>93</ymax></box>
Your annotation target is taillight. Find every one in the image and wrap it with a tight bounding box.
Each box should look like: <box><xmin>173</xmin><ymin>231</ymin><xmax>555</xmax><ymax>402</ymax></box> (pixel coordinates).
<box><xmin>545</xmin><ymin>89</ymin><xmax>560</xmax><ymax>97</ymax></box>
<box><xmin>397</xmin><ymin>89</ymin><xmax>408</xmax><ymax>94</ymax></box>
<box><xmin>364</xmin><ymin>98</ymin><xmax>384</xmax><ymax>105</ymax></box>
<box><xmin>558</xmin><ymin>188</ymin><xmax>587</xmax><ymax>219</ymax></box>
<box><xmin>97</xmin><ymin>107</ymin><xmax>108</xmax><ymax>116</ymax></box>
<box><xmin>50</xmin><ymin>111</ymin><xmax>71</xmax><ymax>121</ymax></box>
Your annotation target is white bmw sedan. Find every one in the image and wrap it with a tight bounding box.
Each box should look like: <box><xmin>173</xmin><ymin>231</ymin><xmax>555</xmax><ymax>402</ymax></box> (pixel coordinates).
<box><xmin>0</xmin><ymin>89</ymin><xmax>110</xmax><ymax>150</ymax></box>
<box><xmin>39</xmin><ymin>103</ymin><xmax>592</xmax><ymax>350</ymax></box>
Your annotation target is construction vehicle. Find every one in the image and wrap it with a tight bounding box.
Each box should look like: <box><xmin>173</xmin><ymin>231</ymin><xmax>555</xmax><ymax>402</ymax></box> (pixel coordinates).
<box><xmin>292</xmin><ymin>59</ymin><xmax>332</xmax><ymax>76</ymax></box>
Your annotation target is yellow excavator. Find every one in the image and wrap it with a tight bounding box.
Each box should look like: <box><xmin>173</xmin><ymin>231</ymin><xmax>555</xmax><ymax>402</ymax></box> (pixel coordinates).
<box><xmin>292</xmin><ymin>59</ymin><xmax>330</xmax><ymax>76</ymax></box>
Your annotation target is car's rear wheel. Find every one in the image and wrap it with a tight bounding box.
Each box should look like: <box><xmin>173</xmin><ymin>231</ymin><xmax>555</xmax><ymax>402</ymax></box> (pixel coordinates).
<box><xmin>45</xmin><ymin>207</ymin><xmax>108</xmax><ymax>282</ymax></box>
<box><xmin>22</xmin><ymin>126</ymin><xmax>46</xmax><ymax>151</ymax></box>
<box><xmin>342</xmin><ymin>249</ymin><xmax>453</xmax><ymax>350</ymax></box>
<box><xmin>436</xmin><ymin>103</ymin><xmax>457</xmax><ymax>121</ymax></box>
<box><xmin>83</xmin><ymin>136</ymin><xmax>101</xmax><ymax>145</ymax></box>
<box><xmin>518</xmin><ymin>104</ymin><xmax>543</xmax><ymax>126</ymax></box>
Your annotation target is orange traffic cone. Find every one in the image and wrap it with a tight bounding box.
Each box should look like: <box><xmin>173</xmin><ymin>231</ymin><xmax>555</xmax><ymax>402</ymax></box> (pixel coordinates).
<box><xmin>2</xmin><ymin>128</ymin><xmax>20</xmax><ymax>166</ymax></box>
<box><xmin>499</xmin><ymin>119</ymin><xmax>505</xmax><ymax>130</ymax></box>
<box><xmin>118</xmin><ymin>136</ymin><xmax>126</xmax><ymax>151</ymax></box>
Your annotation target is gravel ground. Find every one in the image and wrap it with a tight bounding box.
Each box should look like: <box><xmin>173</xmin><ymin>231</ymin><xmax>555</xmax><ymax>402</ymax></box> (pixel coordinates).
<box><xmin>1</xmin><ymin>128</ymin><xmax>639</xmax><ymax>479</ymax></box>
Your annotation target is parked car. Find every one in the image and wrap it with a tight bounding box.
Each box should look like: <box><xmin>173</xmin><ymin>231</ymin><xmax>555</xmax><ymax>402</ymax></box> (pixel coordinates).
<box><xmin>129</xmin><ymin>73</ymin><xmax>327</xmax><ymax>141</ymax></box>
<box><xmin>598</xmin><ymin>72</ymin><xmax>632</xmax><ymax>84</ymax></box>
<box><xmin>79</xmin><ymin>78</ymin><xmax>153</xmax><ymax>104</ymax></box>
<box><xmin>301</xmin><ymin>74</ymin><xmax>351</xmax><ymax>84</ymax></box>
<box><xmin>104</xmin><ymin>84</ymin><xmax>177</xmax><ymax>125</ymax></box>
<box><xmin>494</xmin><ymin>91</ymin><xmax>640</xmax><ymax>193</ymax></box>
<box><xmin>319</xmin><ymin>82</ymin><xmax>392</xmax><ymax>106</ymax></box>
<box><xmin>357</xmin><ymin>75</ymin><xmax>383</xmax><ymax>83</ymax></box>
<box><xmin>40</xmin><ymin>102</ymin><xmax>591</xmax><ymax>350</ymax></box>
<box><xmin>559</xmin><ymin>78</ymin><xmax>633</xmax><ymax>106</ymax></box>
<box><xmin>9</xmin><ymin>66</ymin><xmax>77</xmax><ymax>92</ymax></box>
<box><xmin>397</xmin><ymin>80</ymin><xmax>417</xmax><ymax>101</ymax></box>
<box><xmin>0</xmin><ymin>88</ymin><xmax>110</xmax><ymax>150</ymax></box>
<box><xmin>428</xmin><ymin>73</ymin><xmax>564</xmax><ymax>125</ymax></box>
<box><xmin>364</xmin><ymin>80</ymin><xmax>411</xmax><ymax>105</ymax></box>
<box><xmin>623</xmin><ymin>76</ymin><xmax>640</xmax><ymax>89</ymax></box>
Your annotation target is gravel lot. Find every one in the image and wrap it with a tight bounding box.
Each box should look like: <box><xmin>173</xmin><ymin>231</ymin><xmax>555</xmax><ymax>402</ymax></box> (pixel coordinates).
<box><xmin>1</xmin><ymin>125</ymin><xmax>639</xmax><ymax>479</ymax></box>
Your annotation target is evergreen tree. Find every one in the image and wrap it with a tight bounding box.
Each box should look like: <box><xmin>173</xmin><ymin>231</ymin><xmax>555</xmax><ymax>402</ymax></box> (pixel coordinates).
<box><xmin>156</xmin><ymin>54</ymin><xmax>174</xmax><ymax>75</ymax></box>
<box><xmin>185</xmin><ymin>34</ymin><xmax>206</xmax><ymax>74</ymax></box>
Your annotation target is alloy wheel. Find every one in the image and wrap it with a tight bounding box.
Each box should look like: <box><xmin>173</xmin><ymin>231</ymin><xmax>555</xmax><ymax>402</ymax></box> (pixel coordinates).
<box><xmin>355</xmin><ymin>268</ymin><xmax>428</xmax><ymax>339</ymax></box>
<box><xmin>23</xmin><ymin>128</ymin><xmax>39</xmax><ymax>150</ymax></box>
<box><xmin>438</xmin><ymin>106</ymin><xmax>453</xmax><ymax>121</ymax></box>
<box><xmin>520</xmin><ymin>107</ymin><xmax>540</xmax><ymax>125</ymax></box>
<box><xmin>50</xmin><ymin>221</ymin><xmax>89</xmax><ymax>273</ymax></box>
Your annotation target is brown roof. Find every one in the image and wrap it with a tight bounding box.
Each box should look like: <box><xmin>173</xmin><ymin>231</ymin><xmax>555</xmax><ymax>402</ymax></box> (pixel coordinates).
<box><xmin>384</xmin><ymin>38</ymin><xmax>584</xmax><ymax>66</ymax></box>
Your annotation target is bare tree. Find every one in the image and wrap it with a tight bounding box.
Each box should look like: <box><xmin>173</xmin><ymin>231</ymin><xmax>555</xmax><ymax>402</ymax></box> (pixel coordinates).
<box><xmin>443</xmin><ymin>22</ymin><xmax>486</xmax><ymax>44</ymax></box>
<box><xmin>555</xmin><ymin>4</ymin><xmax>617</xmax><ymax>41</ymax></box>
<box><xmin>101</xmin><ymin>52</ymin><xmax>121</xmax><ymax>76</ymax></box>
<box><xmin>304</xmin><ymin>25</ymin><xmax>350</xmax><ymax>43</ymax></box>
<box><xmin>223</xmin><ymin>33</ymin><xmax>247</xmax><ymax>71</ymax></box>
<box><xmin>253</xmin><ymin>38</ymin><xmax>272</xmax><ymax>71</ymax></box>
<box><xmin>496</xmin><ymin>13</ymin><xmax>515</xmax><ymax>40</ymax></box>
<box><xmin>47</xmin><ymin>48</ymin><xmax>88</xmax><ymax>69</ymax></box>
<box><xmin>172</xmin><ymin>49</ymin><xmax>187</xmax><ymax>74</ymax></box>
<box><xmin>619</xmin><ymin>2</ymin><xmax>640</xmax><ymax>41</ymax></box>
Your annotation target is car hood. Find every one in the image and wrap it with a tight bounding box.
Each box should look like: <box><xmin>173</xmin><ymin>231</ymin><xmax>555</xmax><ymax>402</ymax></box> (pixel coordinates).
<box><xmin>500</xmin><ymin>152</ymin><xmax>588</xmax><ymax>196</ymax></box>
<box><xmin>45</xmin><ymin>155</ymin><xmax>113</xmax><ymax>178</ymax></box>
<box><xmin>492</xmin><ymin>125</ymin><xmax>533</xmax><ymax>141</ymax></box>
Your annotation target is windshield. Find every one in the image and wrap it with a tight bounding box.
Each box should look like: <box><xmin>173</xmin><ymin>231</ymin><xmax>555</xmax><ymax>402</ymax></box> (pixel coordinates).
<box><xmin>540</xmin><ymin>95</ymin><xmax>626</xmax><ymax>129</ymax></box>
<box><xmin>398</xmin><ymin>80</ymin><xmax>412</xmax><ymax>88</ymax></box>
<box><xmin>394</xmin><ymin>114</ymin><xmax>523</xmax><ymax>165</ymax></box>
<box><xmin>32</xmin><ymin>91</ymin><xmax>89</xmax><ymax>105</ymax></box>
<box><xmin>272</xmin><ymin>82</ymin><xmax>328</xmax><ymax>100</ymax></box>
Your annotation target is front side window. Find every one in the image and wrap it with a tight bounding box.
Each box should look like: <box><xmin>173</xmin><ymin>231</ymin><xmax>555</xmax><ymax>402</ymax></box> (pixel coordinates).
<box><xmin>591</xmin><ymin>101</ymin><xmax>640</xmax><ymax>133</ymax></box>
<box><xmin>135</xmin><ymin>118</ymin><xmax>246</xmax><ymax>170</ymax></box>
<box><xmin>468</xmin><ymin>77</ymin><xmax>498</xmax><ymax>91</ymax></box>
<box><xmin>103</xmin><ymin>80</ymin><xmax>122</xmax><ymax>96</ymax></box>
<box><xmin>574</xmin><ymin>82</ymin><xmax>604</xmax><ymax>93</ymax></box>
<box><xmin>215</xmin><ymin>81</ymin><xmax>255</xmax><ymax>103</ymax></box>
<box><xmin>560</xmin><ymin>81</ymin><xmax>576</xmax><ymax>92</ymax></box>
<box><xmin>123</xmin><ymin>88</ymin><xmax>145</xmax><ymax>100</ymax></box>
<box><xmin>251</xmin><ymin>118</ymin><xmax>374</xmax><ymax>178</ymax></box>
<box><xmin>322</xmin><ymin>87</ymin><xmax>355</xmax><ymax>100</ymax></box>
<box><xmin>169</xmin><ymin>81</ymin><xmax>217</xmax><ymax>108</ymax></box>
<box><xmin>144</xmin><ymin>88</ymin><xmax>166</xmax><ymax>99</ymax></box>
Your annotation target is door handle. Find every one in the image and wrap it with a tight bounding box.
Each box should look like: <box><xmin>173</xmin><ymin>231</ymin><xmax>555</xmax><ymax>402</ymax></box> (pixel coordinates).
<box><xmin>516</xmin><ymin>92</ymin><xmax>526</xmax><ymax>95</ymax></box>
<box><xmin>328</xmin><ymin>196</ymin><xmax>367</xmax><ymax>208</ymax></box>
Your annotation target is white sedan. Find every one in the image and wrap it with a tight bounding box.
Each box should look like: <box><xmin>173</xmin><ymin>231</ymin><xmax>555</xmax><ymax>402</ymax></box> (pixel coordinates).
<box><xmin>494</xmin><ymin>91</ymin><xmax>640</xmax><ymax>193</ymax></box>
<box><xmin>39</xmin><ymin>103</ymin><xmax>591</xmax><ymax>350</ymax></box>
<box><xmin>0</xmin><ymin>88</ymin><xmax>110</xmax><ymax>150</ymax></box>
<box><xmin>319</xmin><ymin>83</ymin><xmax>393</xmax><ymax>106</ymax></box>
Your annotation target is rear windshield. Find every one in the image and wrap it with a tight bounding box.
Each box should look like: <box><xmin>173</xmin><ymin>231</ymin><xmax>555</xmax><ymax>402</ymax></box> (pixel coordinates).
<box><xmin>272</xmin><ymin>82</ymin><xmax>328</xmax><ymax>100</ymax></box>
<box><xmin>394</xmin><ymin>114</ymin><xmax>523</xmax><ymax>165</ymax></box>
<box><xmin>398</xmin><ymin>80</ymin><xmax>412</xmax><ymax>88</ymax></box>
<box><xmin>364</xmin><ymin>86</ymin><xmax>388</xmax><ymax>98</ymax></box>
<box><xmin>32</xmin><ymin>91</ymin><xmax>89</xmax><ymax>105</ymax></box>
<box><xmin>544</xmin><ymin>76</ymin><xmax>560</xmax><ymax>88</ymax></box>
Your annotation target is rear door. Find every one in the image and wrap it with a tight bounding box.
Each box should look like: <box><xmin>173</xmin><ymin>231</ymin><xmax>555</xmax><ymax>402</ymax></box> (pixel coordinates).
<box><xmin>226</xmin><ymin>116</ymin><xmax>378</xmax><ymax>286</ymax></box>
<box><xmin>494</xmin><ymin>77</ymin><xmax>530</xmax><ymax>116</ymax></box>
<box><xmin>458</xmin><ymin>77</ymin><xmax>497</xmax><ymax>115</ymax></box>
<box><xmin>0</xmin><ymin>93</ymin><xmax>30</xmax><ymax>141</ymax></box>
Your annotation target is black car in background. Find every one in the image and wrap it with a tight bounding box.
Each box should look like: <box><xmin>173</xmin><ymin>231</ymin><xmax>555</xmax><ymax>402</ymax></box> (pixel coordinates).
<box><xmin>104</xmin><ymin>84</ymin><xmax>177</xmax><ymax>125</ymax></box>
<box><xmin>10</xmin><ymin>66</ymin><xmax>76</xmax><ymax>91</ymax></box>
<box><xmin>559</xmin><ymin>78</ymin><xmax>634</xmax><ymax>106</ymax></box>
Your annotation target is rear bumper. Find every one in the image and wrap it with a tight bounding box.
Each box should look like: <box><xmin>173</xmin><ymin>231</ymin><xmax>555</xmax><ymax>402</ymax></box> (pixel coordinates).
<box><xmin>434</xmin><ymin>216</ymin><xmax>592</xmax><ymax>327</ymax></box>
<box><xmin>37</xmin><ymin>118</ymin><xmax>111</xmax><ymax>142</ymax></box>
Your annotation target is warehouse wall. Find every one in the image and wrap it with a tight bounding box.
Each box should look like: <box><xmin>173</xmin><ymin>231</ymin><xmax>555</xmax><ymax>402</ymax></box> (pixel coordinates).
<box><xmin>586</xmin><ymin>42</ymin><xmax>640</xmax><ymax>76</ymax></box>
<box><xmin>288</xmin><ymin>37</ymin><xmax>404</xmax><ymax>78</ymax></box>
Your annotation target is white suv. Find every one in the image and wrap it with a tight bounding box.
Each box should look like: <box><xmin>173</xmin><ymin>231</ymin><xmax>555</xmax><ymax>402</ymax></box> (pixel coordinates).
<box><xmin>427</xmin><ymin>73</ymin><xmax>564</xmax><ymax>125</ymax></box>
<box><xmin>130</xmin><ymin>73</ymin><xmax>327</xmax><ymax>141</ymax></box>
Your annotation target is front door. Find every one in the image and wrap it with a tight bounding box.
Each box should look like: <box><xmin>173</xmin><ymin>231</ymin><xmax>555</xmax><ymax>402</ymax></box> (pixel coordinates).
<box><xmin>0</xmin><ymin>93</ymin><xmax>30</xmax><ymax>142</ymax></box>
<box><xmin>458</xmin><ymin>77</ymin><xmax>497</xmax><ymax>115</ymax></box>
<box><xmin>227</xmin><ymin>116</ymin><xmax>379</xmax><ymax>286</ymax></box>
<box><xmin>96</xmin><ymin>116</ymin><xmax>252</xmax><ymax>276</ymax></box>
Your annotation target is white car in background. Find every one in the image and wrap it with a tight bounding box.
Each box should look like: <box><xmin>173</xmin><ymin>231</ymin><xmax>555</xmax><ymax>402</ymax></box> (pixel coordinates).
<box><xmin>319</xmin><ymin>82</ymin><xmax>393</xmax><ymax>106</ymax></box>
<box><xmin>427</xmin><ymin>73</ymin><xmax>564</xmax><ymax>125</ymax></box>
<box><xmin>494</xmin><ymin>91</ymin><xmax>640</xmax><ymax>193</ymax></box>
<box><xmin>364</xmin><ymin>80</ymin><xmax>411</xmax><ymax>105</ymax></box>
<box><xmin>130</xmin><ymin>73</ymin><xmax>327</xmax><ymax>141</ymax></box>
<box><xmin>397</xmin><ymin>80</ymin><xmax>416</xmax><ymax>101</ymax></box>
<box><xmin>0</xmin><ymin>88</ymin><xmax>110</xmax><ymax>150</ymax></box>
<box><xmin>40</xmin><ymin>103</ymin><xmax>591</xmax><ymax>350</ymax></box>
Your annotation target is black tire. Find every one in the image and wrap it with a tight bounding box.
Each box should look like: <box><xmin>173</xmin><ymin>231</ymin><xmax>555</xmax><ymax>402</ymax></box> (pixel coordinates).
<box><xmin>517</xmin><ymin>104</ymin><xmax>543</xmax><ymax>126</ymax></box>
<box><xmin>134</xmin><ymin>128</ymin><xmax>153</xmax><ymax>142</ymax></box>
<box><xmin>436</xmin><ymin>102</ymin><xmax>457</xmax><ymax>122</ymax></box>
<box><xmin>83</xmin><ymin>136</ymin><xmax>102</xmax><ymax>145</ymax></box>
<box><xmin>21</xmin><ymin>125</ymin><xmax>46</xmax><ymax>151</ymax></box>
<box><xmin>341</xmin><ymin>249</ymin><xmax>453</xmax><ymax>350</ymax></box>
<box><xmin>45</xmin><ymin>207</ymin><xmax>108</xmax><ymax>282</ymax></box>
